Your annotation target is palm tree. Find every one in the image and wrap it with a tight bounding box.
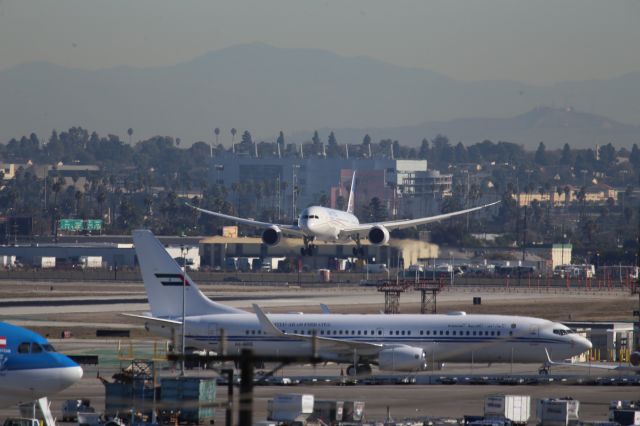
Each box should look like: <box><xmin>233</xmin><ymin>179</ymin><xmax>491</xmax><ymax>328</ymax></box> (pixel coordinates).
<box><xmin>97</xmin><ymin>188</ymin><xmax>107</xmax><ymax>219</ymax></box>
<box><xmin>127</xmin><ymin>128</ymin><xmax>133</xmax><ymax>144</ymax></box>
<box><xmin>74</xmin><ymin>190</ymin><xmax>83</xmax><ymax>216</ymax></box>
<box><xmin>212</xmin><ymin>128</ymin><xmax>220</xmax><ymax>158</ymax></box>
<box><xmin>231</xmin><ymin>128</ymin><xmax>237</xmax><ymax>153</ymax></box>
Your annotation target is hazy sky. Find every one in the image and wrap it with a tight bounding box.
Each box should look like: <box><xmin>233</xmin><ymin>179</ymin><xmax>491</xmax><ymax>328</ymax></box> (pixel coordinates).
<box><xmin>0</xmin><ymin>0</ymin><xmax>639</xmax><ymax>84</ymax></box>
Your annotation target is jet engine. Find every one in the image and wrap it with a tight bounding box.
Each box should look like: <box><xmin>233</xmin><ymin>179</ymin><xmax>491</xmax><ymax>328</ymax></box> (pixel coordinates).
<box><xmin>377</xmin><ymin>346</ymin><xmax>426</xmax><ymax>372</ymax></box>
<box><xmin>261</xmin><ymin>226</ymin><xmax>282</xmax><ymax>246</ymax></box>
<box><xmin>630</xmin><ymin>351</ymin><xmax>640</xmax><ymax>366</ymax></box>
<box><xmin>368</xmin><ymin>225</ymin><xmax>390</xmax><ymax>246</ymax></box>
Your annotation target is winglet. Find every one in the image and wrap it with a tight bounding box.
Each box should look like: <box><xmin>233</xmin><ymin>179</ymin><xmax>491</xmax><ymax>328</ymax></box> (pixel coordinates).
<box><xmin>346</xmin><ymin>171</ymin><xmax>356</xmax><ymax>214</ymax></box>
<box><xmin>320</xmin><ymin>303</ymin><xmax>330</xmax><ymax>314</ymax></box>
<box><xmin>253</xmin><ymin>304</ymin><xmax>285</xmax><ymax>336</ymax></box>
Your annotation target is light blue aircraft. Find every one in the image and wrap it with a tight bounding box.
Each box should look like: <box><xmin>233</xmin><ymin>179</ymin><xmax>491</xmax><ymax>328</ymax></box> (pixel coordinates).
<box><xmin>0</xmin><ymin>322</ymin><xmax>83</xmax><ymax>407</ymax></box>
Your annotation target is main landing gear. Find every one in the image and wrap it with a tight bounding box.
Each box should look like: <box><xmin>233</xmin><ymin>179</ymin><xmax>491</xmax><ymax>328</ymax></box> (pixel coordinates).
<box><xmin>352</xmin><ymin>246</ymin><xmax>365</xmax><ymax>257</ymax></box>
<box><xmin>352</xmin><ymin>237</ymin><xmax>365</xmax><ymax>258</ymax></box>
<box><xmin>346</xmin><ymin>363</ymin><xmax>372</xmax><ymax>376</ymax></box>
<box><xmin>300</xmin><ymin>237</ymin><xmax>316</xmax><ymax>256</ymax></box>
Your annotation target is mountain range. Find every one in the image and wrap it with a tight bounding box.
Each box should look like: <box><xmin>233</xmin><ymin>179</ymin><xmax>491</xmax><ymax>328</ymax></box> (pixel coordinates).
<box><xmin>1</xmin><ymin>42</ymin><xmax>639</xmax><ymax>149</ymax></box>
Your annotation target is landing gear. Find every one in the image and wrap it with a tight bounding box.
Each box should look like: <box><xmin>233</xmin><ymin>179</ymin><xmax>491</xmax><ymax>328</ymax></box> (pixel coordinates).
<box><xmin>346</xmin><ymin>363</ymin><xmax>372</xmax><ymax>376</ymax></box>
<box><xmin>538</xmin><ymin>366</ymin><xmax>549</xmax><ymax>375</ymax></box>
<box><xmin>352</xmin><ymin>237</ymin><xmax>365</xmax><ymax>258</ymax></box>
<box><xmin>300</xmin><ymin>245</ymin><xmax>316</xmax><ymax>256</ymax></box>
<box><xmin>300</xmin><ymin>238</ymin><xmax>316</xmax><ymax>256</ymax></box>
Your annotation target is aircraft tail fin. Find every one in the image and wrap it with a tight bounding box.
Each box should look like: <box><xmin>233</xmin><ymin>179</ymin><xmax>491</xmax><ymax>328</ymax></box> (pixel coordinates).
<box><xmin>346</xmin><ymin>171</ymin><xmax>356</xmax><ymax>214</ymax></box>
<box><xmin>132</xmin><ymin>230</ymin><xmax>243</xmax><ymax>318</ymax></box>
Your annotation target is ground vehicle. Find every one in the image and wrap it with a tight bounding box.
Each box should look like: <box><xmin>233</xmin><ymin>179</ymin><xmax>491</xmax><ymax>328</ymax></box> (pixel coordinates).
<box><xmin>62</xmin><ymin>399</ymin><xmax>94</xmax><ymax>422</ymax></box>
<box><xmin>2</xmin><ymin>418</ymin><xmax>39</xmax><ymax>426</ymax></box>
<box><xmin>365</xmin><ymin>263</ymin><xmax>388</xmax><ymax>273</ymax></box>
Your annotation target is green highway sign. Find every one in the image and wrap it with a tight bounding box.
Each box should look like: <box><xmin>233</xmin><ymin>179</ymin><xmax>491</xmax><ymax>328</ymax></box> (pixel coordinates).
<box><xmin>58</xmin><ymin>219</ymin><xmax>103</xmax><ymax>231</ymax></box>
<box><xmin>58</xmin><ymin>219</ymin><xmax>83</xmax><ymax>231</ymax></box>
<box><xmin>85</xmin><ymin>219</ymin><xmax>102</xmax><ymax>230</ymax></box>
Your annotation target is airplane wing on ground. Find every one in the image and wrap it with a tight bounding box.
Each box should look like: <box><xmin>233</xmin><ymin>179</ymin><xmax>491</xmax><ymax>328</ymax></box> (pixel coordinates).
<box><xmin>253</xmin><ymin>304</ymin><xmax>382</xmax><ymax>356</ymax></box>
<box><xmin>186</xmin><ymin>204</ymin><xmax>306</xmax><ymax>236</ymax></box>
<box><xmin>544</xmin><ymin>348</ymin><xmax>640</xmax><ymax>373</ymax></box>
<box><xmin>338</xmin><ymin>201</ymin><xmax>500</xmax><ymax>239</ymax></box>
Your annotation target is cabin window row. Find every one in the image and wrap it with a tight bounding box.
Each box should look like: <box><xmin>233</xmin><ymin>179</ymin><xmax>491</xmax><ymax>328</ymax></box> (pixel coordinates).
<box><xmin>418</xmin><ymin>330</ymin><xmax>505</xmax><ymax>337</ymax></box>
<box><xmin>242</xmin><ymin>329</ymin><xmax>509</xmax><ymax>337</ymax></box>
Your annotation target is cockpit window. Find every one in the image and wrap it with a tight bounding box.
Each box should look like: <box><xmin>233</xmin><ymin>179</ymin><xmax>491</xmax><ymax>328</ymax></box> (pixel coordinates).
<box><xmin>302</xmin><ymin>215</ymin><xmax>319</xmax><ymax>219</ymax></box>
<box><xmin>42</xmin><ymin>344</ymin><xmax>56</xmax><ymax>352</ymax></box>
<box><xmin>31</xmin><ymin>343</ymin><xmax>43</xmax><ymax>353</ymax></box>
<box><xmin>18</xmin><ymin>342</ymin><xmax>30</xmax><ymax>354</ymax></box>
<box><xmin>553</xmin><ymin>329</ymin><xmax>574</xmax><ymax>336</ymax></box>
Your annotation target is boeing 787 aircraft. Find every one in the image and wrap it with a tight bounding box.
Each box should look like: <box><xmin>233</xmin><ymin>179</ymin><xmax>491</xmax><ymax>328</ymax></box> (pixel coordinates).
<box><xmin>188</xmin><ymin>172</ymin><xmax>499</xmax><ymax>256</ymax></box>
<box><xmin>128</xmin><ymin>230</ymin><xmax>593</xmax><ymax>375</ymax></box>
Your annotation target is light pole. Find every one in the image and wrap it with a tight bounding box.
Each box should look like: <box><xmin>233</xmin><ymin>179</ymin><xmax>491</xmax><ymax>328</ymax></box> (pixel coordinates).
<box><xmin>180</xmin><ymin>243</ymin><xmax>186</xmax><ymax>376</ymax></box>
<box><xmin>292</xmin><ymin>165</ymin><xmax>300</xmax><ymax>221</ymax></box>
<box><xmin>449</xmin><ymin>251</ymin><xmax>454</xmax><ymax>286</ymax></box>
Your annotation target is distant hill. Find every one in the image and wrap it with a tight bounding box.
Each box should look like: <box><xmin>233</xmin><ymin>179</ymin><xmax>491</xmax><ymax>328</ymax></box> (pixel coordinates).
<box><xmin>290</xmin><ymin>107</ymin><xmax>640</xmax><ymax>149</ymax></box>
<box><xmin>1</xmin><ymin>43</ymin><xmax>639</xmax><ymax>148</ymax></box>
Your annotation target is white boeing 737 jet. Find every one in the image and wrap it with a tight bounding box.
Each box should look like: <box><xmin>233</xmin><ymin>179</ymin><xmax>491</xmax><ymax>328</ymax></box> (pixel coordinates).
<box><xmin>128</xmin><ymin>230</ymin><xmax>593</xmax><ymax>375</ymax></box>
<box><xmin>188</xmin><ymin>172</ymin><xmax>499</xmax><ymax>256</ymax></box>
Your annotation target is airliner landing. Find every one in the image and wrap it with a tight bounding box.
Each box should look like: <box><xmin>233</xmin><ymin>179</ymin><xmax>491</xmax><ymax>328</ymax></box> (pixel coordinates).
<box><xmin>188</xmin><ymin>172</ymin><xmax>499</xmax><ymax>256</ymax></box>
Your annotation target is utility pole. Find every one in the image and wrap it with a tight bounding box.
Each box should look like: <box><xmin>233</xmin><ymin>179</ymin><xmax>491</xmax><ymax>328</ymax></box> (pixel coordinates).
<box><xmin>180</xmin><ymin>243</ymin><xmax>186</xmax><ymax>376</ymax></box>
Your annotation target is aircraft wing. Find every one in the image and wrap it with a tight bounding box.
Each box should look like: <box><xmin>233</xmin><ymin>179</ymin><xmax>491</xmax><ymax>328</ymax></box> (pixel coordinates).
<box><xmin>253</xmin><ymin>304</ymin><xmax>382</xmax><ymax>356</ymax></box>
<box><xmin>121</xmin><ymin>313</ymin><xmax>182</xmax><ymax>325</ymax></box>
<box><xmin>187</xmin><ymin>204</ymin><xmax>306</xmax><ymax>236</ymax></box>
<box><xmin>544</xmin><ymin>348</ymin><xmax>640</xmax><ymax>372</ymax></box>
<box><xmin>338</xmin><ymin>201</ymin><xmax>500</xmax><ymax>239</ymax></box>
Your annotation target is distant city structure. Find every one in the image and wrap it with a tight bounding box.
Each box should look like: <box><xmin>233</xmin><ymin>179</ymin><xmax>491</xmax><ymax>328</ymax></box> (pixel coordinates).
<box><xmin>208</xmin><ymin>155</ymin><xmax>453</xmax><ymax>219</ymax></box>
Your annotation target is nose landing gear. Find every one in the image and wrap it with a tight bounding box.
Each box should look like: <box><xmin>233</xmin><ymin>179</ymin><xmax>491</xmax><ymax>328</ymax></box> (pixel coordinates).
<box><xmin>301</xmin><ymin>237</ymin><xmax>316</xmax><ymax>256</ymax></box>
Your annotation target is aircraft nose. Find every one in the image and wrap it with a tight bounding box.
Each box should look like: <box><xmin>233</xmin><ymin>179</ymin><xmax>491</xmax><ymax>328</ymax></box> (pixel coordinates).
<box><xmin>58</xmin><ymin>365</ymin><xmax>84</xmax><ymax>388</ymax></box>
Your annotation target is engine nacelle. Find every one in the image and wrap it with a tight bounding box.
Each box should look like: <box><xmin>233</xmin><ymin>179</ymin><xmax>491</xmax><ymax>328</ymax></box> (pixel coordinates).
<box><xmin>630</xmin><ymin>351</ymin><xmax>640</xmax><ymax>366</ymax></box>
<box><xmin>368</xmin><ymin>225</ymin><xmax>390</xmax><ymax>246</ymax></box>
<box><xmin>377</xmin><ymin>346</ymin><xmax>426</xmax><ymax>372</ymax></box>
<box><xmin>261</xmin><ymin>226</ymin><xmax>282</xmax><ymax>246</ymax></box>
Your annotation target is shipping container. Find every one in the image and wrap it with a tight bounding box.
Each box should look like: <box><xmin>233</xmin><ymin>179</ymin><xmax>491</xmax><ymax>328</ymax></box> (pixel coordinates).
<box><xmin>79</xmin><ymin>256</ymin><xmax>103</xmax><ymax>268</ymax></box>
<box><xmin>34</xmin><ymin>256</ymin><xmax>55</xmax><ymax>268</ymax></box>
<box><xmin>611</xmin><ymin>410</ymin><xmax>640</xmax><ymax>426</ymax></box>
<box><xmin>267</xmin><ymin>394</ymin><xmax>314</xmax><ymax>422</ymax></box>
<box><xmin>312</xmin><ymin>400</ymin><xmax>344</xmax><ymax>424</ymax></box>
<box><xmin>160</xmin><ymin>377</ymin><xmax>216</xmax><ymax>425</ymax></box>
<box><xmin>343</xmin><ymin>400</ymin><xmax>365</xmax><ymax>422</ymax></box>
<box><xmin>484</xmin><ymin>395</ymin><xmax>530</xmax><ymax>424</ymax></box>
<box><xmin>536</xmin><ymin>398</ymin><xmax>580</xmax><ymax>426</ymax></box>
<box><xmin>103</xmin><ymin>382</ymin><xmax>157</xmax><ymax>419</ymax></box>
<box><xmin>0</xmin><ymin>255</ymin><xmax>16</xmax><ymax>267</ymax></box>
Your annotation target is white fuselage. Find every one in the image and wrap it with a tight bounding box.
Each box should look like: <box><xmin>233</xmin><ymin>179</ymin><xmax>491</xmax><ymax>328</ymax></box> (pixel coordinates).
<box><xmin>151</xmin><ymin>313</ymin><xmax>590</xmax><ymax>366</ymax></box>
<box><xmin>298</xmin><ymin>206</ymin><xmax>359</xmax><ymax>242</ymax></box>
<box><xmin>0</xmin><ymin>366</ymin><xmax>83</xmax><ymax>407</ymax></box>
